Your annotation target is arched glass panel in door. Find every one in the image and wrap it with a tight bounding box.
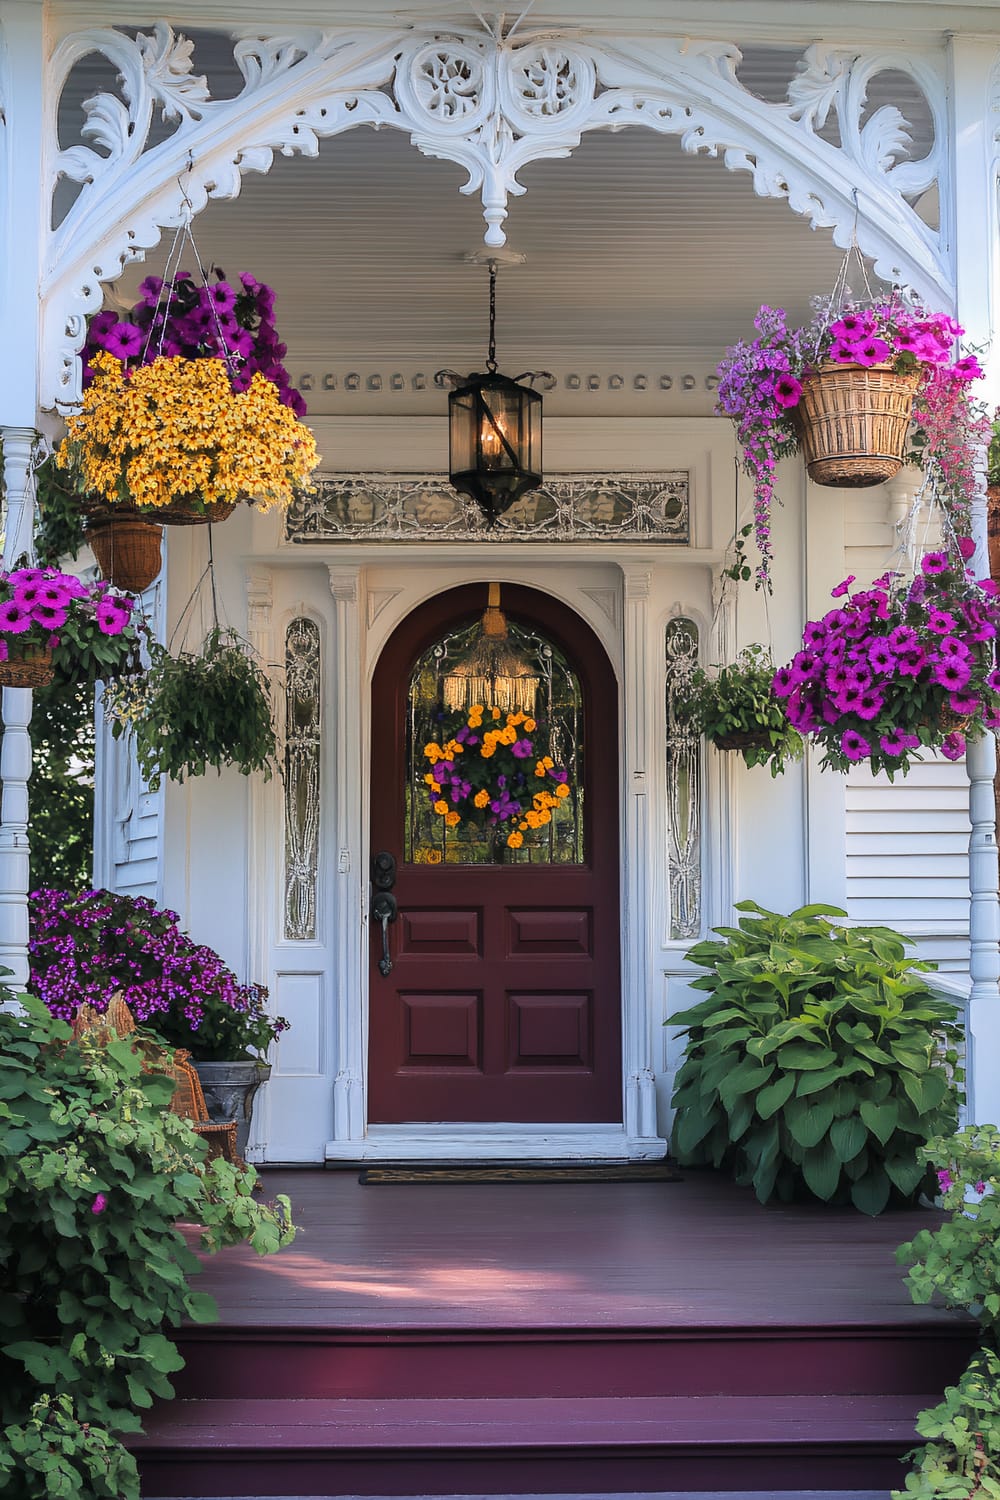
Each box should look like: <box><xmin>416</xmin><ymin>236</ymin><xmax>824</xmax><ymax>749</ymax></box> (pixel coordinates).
<box><xmin>404</xmin><ymin>615</ymin><xmax>585</xmax><ymax>866</ymax></box>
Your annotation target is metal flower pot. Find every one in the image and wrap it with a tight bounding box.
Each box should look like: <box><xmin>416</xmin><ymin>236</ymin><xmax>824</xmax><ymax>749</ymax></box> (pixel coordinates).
<box><xmin>193</xmin><ymin>1059</ymin><xmax>271</xmax><ymax>1160</ymax></box>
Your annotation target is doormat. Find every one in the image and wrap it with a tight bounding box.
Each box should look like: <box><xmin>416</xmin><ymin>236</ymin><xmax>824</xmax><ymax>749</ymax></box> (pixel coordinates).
<box><xmin>358</xmin><ymin>1160</ymin><xmax>682</xmax><ymax>1184</ymax></box>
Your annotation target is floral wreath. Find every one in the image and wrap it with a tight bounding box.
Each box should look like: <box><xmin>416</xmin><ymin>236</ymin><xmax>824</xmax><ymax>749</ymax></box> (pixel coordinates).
<box><xmin>423</xmin><ymin>705</ymin><xmax>570</xmax><ymax>850</ymax></box>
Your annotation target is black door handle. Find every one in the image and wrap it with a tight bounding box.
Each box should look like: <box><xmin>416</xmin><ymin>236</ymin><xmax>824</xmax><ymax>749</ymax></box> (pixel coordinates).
<box><xmin>372</xmin><ymin>890</ymin><xmax>398</xmax><ymax>977</ymax></box>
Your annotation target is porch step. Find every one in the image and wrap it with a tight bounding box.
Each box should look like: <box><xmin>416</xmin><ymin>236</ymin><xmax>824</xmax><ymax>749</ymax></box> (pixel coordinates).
<box><xmin>171</xmin><ymin>1321</ymin><xmax>974</xmax><ymax>1400</ymax></box>
<box><xmin>132</xmin><ymin>1393</ymin><xmax>925</xmax><ymax>1495</ymax></box>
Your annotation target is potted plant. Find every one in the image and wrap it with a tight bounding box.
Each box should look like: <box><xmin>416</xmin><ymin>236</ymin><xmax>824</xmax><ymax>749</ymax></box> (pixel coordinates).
<box><xmin>421</xmin><ymin>705</ymin><xmax>571</xmax><ymax>858</ymax></box>
<box><xmin>773</xmin><ymin>545</ymin><xmax>1000</xmax><ymax>778</ymax></box>
<box><xmin>51</xmin><ymin>268</ymin><xmax>318</xmax><ymax>541</ymax></box>
<box><xmin>674</xmin><ymin>643</ymin><xmax>803</xmax><ymax>775</ymax></box>
<box><xmin>28</xmin><ymin>887</ymin><xmax>289</xmax><ymax>1158</ymax></box>
<box><xmin>668</xmin><ymin>901</ymin><xmax>963</xmax><ymax>1214</ymax></box>
<box><xmin>102</xmin><ymin>626</ymin><xmax>277</xmax><ymax>790</ymax></box>
<box><xmin>716</xmin><ymin>298</ymin><xmax>987</xmax><ymax>587</ymax></box>
<box><xmin>0</xmin><ymin>566</ymin><xmax>142</xmax><ymax>688</ymax></box>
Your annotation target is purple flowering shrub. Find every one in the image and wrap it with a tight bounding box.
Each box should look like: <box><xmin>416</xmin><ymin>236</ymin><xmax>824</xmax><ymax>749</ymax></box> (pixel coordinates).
<box><xmin>0</xmin><ymin>567</ymin><xmax>140</xmax><ymax>681</ymax></box>
<box><xmin>716</xmin><ymin>298</ymin><xmax>986</xmax><ymax>587</ymax></box>
<box><xmin>81</xmin><ymin>270</ymin><xmax>305</xmax><ymax>417</ymax></box>
<box><xmin>774</xmin><ymin>541</ymin><xmax>1000</xmax><ymax>777</ymax></box>
<box><xmin>29</xmin><ymin>889</ymin><xmax>288</xmax><ymax>1061</ymax></box>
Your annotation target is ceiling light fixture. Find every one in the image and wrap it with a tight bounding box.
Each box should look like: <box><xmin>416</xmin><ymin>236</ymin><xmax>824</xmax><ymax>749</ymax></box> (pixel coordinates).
<box><xmin>435</xmin><ymin>259</ymin><xmax>549</xmax><ymax>527</ymax></box>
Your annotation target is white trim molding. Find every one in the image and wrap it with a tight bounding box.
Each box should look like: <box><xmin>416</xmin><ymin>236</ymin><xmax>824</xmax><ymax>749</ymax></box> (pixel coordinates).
<box><xmin>43</xmin><ymin>22</ymin><xmax>950</xmax><ymax>407</ymax></box>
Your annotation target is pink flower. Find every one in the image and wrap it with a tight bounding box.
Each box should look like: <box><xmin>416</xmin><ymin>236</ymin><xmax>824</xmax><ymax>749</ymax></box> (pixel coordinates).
<box><xmin>975</xmin><ymin>1180</ymin><xmax>986</xmax><ymax>1194</ymax></box>
<box><xmin>95</xmin><ymin>598</ymin><xmax>133</xmax><ymax>636</ymax></box>
<box><xmin>0</xmin><ymin>601</ymin><xmax>32</xmax><ymax>634</ymax></box>
<box><xmin>853</xmin><ymin>337</ymin><xmax>891</xmax><ymax>367</ymax></box>
<box><xmin>831</xmin><ymin>576</ymin><xmax>855</xmax><ymax>598</ymax></box>
<box><xmin>91</xmin><ymin>1193</ymin><xmax>108</xmax><ymax>1214</ymax></box>
<box><xmin>773</xmin><ymin>375</ymin><xmax>802</xmax><ymax>408</ymax></box>
<box><xmin>840</xmin><ymin>729</ymin><xmax>871</xmax><ymax>761</ymax></box>
<box><xmin>958</xmin><ymin>536</ymin><xmax>976</xmax><ymax>560</ymax></box>
<box><xmin>936</xmin><ymin>1168</ymin><xmax>954</xmax><ymax>1192</ymax></box>
<box><xmin>941</xmin><ymin>732</ymin><xmax>966</xmax><ymax>760</ymax></box>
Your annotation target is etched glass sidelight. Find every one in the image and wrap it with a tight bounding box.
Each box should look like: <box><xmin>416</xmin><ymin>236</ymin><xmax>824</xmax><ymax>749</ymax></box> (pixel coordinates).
<box><xmin>665</xmin><ymin>617</ymin><xmax>701</xmax><ymax>940</ymax></box>
<box><xmin>284</xmin><ymin>618</ymin><xmax>321</xmax><ymax>940</ymax></box>
<box><xmin>405</xmin><ymin>617</ymin><xmax>585</xmax><ymax>865</ymax></box>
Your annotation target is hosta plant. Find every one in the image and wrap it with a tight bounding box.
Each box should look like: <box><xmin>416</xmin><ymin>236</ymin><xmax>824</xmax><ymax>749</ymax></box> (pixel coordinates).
<box><xmin>668</xmin><ymin>902</ymin><xmax>962</xmax><ymax>1214</ymax></box>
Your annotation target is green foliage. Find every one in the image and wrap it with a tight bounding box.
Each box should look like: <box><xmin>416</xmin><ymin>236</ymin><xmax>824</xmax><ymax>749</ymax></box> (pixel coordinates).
<box><xmin>891</xmin><ymin>1347</ymin><xmax>1000</xmax><ymax>1498</ymax></box>
<box><xmin>34</xmin><ymin>459</ymin><xmax>87</xmax><ymax>570</ymax></box>
<box><xmin>720</xmin><ymin>522</ymin><xmax>754</xmax><ymax>585</ymax></box>
<box><xmin>675</xmin><ymin>645</ymin><xmax>804</xmax><ymax>776</ymax></box>
<box><xmin>104</xmin><ymin>625</ymin><xmax>277</xmax><ymax>790</ymax></box>
<box><xmin>988</xmin><ymin>415</ymin><xmax>1000</xmax><ymax>489</ymax></box>
<box><xmin>0</xmin><ymin>1394</ymin><xmax>140</xmax><ymax>1500</ymax></box>
<box><xmin>26</xmin><ymin>669</ymin><xmax>95</xmax><ymax>892</ymax></box>
<box><xmin>894</xmin><ymin>1127</ymin><xmax>1000</xmax><ymax>1496</ymax></box>
<box><xmin>668</xmin><ymin>901</ymin><xmax>962</xmax><ymax>1212</ymax></box>
<box><xmin>898</xmin><ymin>1125</ymin><xmax>1000</xmax><ymax>1335</ymax></box>
<box><xmin>0</xmin><ymin>998</ymin><xmax>295</xmax><ymax>1480</ymax></box>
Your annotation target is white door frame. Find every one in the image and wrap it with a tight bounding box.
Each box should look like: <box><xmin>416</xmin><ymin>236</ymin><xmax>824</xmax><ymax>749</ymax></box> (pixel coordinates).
<box><xmin>316</xmin><ymin>551</ymin><xmax>669</xmax><ymax>1162</ymax></box>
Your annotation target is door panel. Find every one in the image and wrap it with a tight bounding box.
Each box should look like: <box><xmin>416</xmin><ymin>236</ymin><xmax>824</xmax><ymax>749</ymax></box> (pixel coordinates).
<box><xmin>369</xmin><ymin>584</ymin><xmax>621</xmax><ymax>1124</ymax></box>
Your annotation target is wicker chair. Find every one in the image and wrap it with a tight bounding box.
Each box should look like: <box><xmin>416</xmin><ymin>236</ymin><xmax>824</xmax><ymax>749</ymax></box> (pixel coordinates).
<box><xmin>71</xmin><ymin>999</ymin><xmax>240</xmax><ymax>1164</ymax></box>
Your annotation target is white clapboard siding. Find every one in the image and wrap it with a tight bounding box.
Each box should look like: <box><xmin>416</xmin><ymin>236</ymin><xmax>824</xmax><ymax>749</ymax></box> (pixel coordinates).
<box><xmin>845</xmin><ymin>756</ymin><xmax>970</xmax><ymax>970</ymax></box>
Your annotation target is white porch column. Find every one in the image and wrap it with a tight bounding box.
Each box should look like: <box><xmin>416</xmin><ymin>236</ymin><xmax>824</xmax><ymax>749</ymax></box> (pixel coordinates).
<box><xmin>0</xmin><ymin>6</ymin><xmax>46</xmax><ymax>995</ymax></box>
<box><xmin>0</xmin><ymin>434</ymin><xmax>36</xmax><ymax>990</ymax></box>
<box><xmin>327</xmin><ymin>563</ymin><xmax>366</xmax><ymax>1147</ymax></box>
<box><xmin>947</xmin><ymin>36</ymin><xmax>1000</xmax><ymax>1124</ymax></box>
<box><xmin>621</xmin><ymin>565</ymin><xmax>666</xmax><ymax>1149</ymax></box>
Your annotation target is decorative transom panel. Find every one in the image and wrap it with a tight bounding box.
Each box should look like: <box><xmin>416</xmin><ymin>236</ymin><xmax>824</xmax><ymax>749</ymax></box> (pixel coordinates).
<box><xmin>286</xmin><ymin>472</ymin><xmax>689</xmax><ymax>543</ymax></box>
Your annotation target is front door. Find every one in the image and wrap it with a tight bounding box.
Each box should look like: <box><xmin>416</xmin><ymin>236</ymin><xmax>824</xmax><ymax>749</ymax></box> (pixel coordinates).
<box><xmin>368</xmin><ymin>584</ymin><xmax>622</xmax><ymax>1124</ymax></box>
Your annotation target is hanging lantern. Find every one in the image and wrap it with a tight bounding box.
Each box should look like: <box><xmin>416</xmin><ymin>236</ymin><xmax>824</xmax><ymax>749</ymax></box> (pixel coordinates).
<box><xmin>443</xmin><ymin>584</ymin><xmax>540</xmax><ymax>715</ymax></box>
<box><xmin>437</xmin><ymin>262</ymin><xmax>545</xmax><ymax>526</ymax></box>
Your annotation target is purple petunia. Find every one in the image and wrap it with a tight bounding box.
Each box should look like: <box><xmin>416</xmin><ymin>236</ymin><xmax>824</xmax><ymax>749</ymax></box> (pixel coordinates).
<box><xmin>0</xmin><ymin>601</ymin><xmax>31</xmax><ymax>634</ymax></box>
<box><xmin>941</xmin><ymin>732</ymin><xmax>966</xmax><ymax>761</ymax></box>
<box><xmin>920</xmin><ymin>552</ymin><xmax>951</xmax><ymax>577</ymax></box>
<box><xmin>841</xmin><ymin>729</ymin><xmax>871</xmax><ymax>761</ymax></box>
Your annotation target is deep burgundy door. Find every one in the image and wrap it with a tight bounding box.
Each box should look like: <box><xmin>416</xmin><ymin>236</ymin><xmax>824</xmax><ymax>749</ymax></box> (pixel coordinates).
<box><xmin>368</xmin><ymin>583</ymin><xmax>621</xmax><ymax>1124</ymax></box>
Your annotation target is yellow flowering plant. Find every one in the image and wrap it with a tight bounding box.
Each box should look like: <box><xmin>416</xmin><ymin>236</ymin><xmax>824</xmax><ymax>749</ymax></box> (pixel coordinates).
<box><xmin>56</xmin><ymin>353</ymin><xmax>318</xmax><ymax>518</ymax></box>
<box><xmin>422</xmin><ymin>705</ymin><xmax>571</xmax><ymax>851</ymax></box>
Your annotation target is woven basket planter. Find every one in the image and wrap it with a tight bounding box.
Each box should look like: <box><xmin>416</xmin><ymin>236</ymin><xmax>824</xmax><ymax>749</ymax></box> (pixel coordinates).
<box><xmin>0</xmin><ymin>643</ymin><xmax>54</xmax><ymax>689</ymax></box>
<box><xmin>712</xmin><ymin>730</ymin><xmax>772</xmax><ymax>752</ymax></box>
<box><xmin>86</xmin><ymin>514</ymin><xmax>163</xmax><ymax>593</ymax></box>
<box><xmin>794</xmin><ymin>362</ymin><xmax>921</xmax><ymax>487</ymax></box>
<box><xmin>155</xmin><ymin>496</ymin><xmax>239</xmax><ymax>527</ymax></box>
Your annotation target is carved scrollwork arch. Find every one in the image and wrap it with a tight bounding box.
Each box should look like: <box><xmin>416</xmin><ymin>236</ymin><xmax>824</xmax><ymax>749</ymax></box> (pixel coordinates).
<box><xmin>41</xmin><ymin>21</ymin><xmax>950</xmax><ymax>409</ymax></box>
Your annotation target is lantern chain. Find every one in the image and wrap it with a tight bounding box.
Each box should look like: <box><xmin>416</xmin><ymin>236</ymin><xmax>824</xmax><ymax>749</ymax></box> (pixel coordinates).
<box><xmin>486</xmin><ymin>259</ymin><xmax>498</xmax><ymax>374</ymax></box>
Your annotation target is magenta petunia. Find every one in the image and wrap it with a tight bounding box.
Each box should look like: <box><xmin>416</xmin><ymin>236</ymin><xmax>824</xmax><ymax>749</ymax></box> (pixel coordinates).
<box><xmin>773</xmin><ymin>374</ymin><xmax>802</xmax><ymax>408</ymax></box>
<box><xmin>855</xmin><ymin>690</ymin><xmax>885</xmax><ymax>721</ymax></box>
<box><xmin>830</xmin><ymin>576</ymin><xmax>856</xmax><ymax>599</ymax></box>
<box><xmin>840</xmin><ymin>729</ymin><xmax>871</xmax><ymax>761</ymax></box>
<box><xmin>941</xmin><ymin>732</ymin><xmax>966</xmax><ymax>761</ymax></box>
<box><xmin>878</xmin><ymin>730</ymin><xmax>908</xmax><ymax>756</ymax></box>
<box><xmin>925</xmin><ymin>609</ymin><xmax>957</xmax><ymax>635</ymax></box>
<box><xmin>920</xmin><ymin>552</ymin><xmax>950</xmax><ymax>577</ymax></box>
<box><xmin>95</xmin><ymin>598</ymin><xmax>133</xmax><ymax>636</ymax></box>
<box><xmin>887</xmin><ymin>624</ymin><xmax>919</xmax><ymax>655</ymax></box>
<box><xmin>772</xmin><ymin>667</ymin><xmax>796</xmax><ymax>698</ymax></box>
<box><xmin>958</xmin><ymin>536</ymin><xmax>976</xmax><ymax>561</ymax></box>
<box><xmin>91</xmin><ymin>1193</ymin><xmax>108</xmax><ymax>1215</ymax></box>
<box><xmin>852</xmin><ymin>337</ymin><xmax>891</xmax><ymax>367</ymax></box>
<box><xmin>949</xmin><ymin>693</ymin><xmax>979</xmax><ymax>715</ymax></box>
<box><xmin>933</xmin><ymin>657</ymin><xmax>972</xmax><ymax>690</ymax></box>
<box><xmin>0</xmin><ymin>600</ymin><xmax>31</xmax><ymax>634</ymax></box>
<box><xmin>867</xmin><ymin>639</ymin><xmax>895</xmax><ymax>674</ymax></box>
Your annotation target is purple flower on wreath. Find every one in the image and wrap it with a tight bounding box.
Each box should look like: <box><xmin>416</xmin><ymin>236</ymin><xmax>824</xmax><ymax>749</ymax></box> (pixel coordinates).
<box><xmin>840</xmin><ymin>729</ymin><xmax>871</xmax><ymax>761</ymax></box>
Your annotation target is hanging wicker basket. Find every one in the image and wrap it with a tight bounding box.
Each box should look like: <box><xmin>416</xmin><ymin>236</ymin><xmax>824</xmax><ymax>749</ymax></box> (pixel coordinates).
<box><xmin>712</xmin><ymin>730</ymin><xmax>772</xmax><ymax>752</ymax></box>
<box><xmin>86</xmin><ymin>514</ymin><xmax>163</xmax><ymax>593</ymax></box>
<box><xmin>794</xmin><ymin>362</ymin><xmax>921</xmax><ymax>487</ymax></box>
<box><xmin>155</xmin><ymin>496</ymin><xmax>239</xmax><ymax>527</ymax></box>
<box><xmin>0</xmin><ymin>642</ymin><xmax>54</xmax><ymax>689</ymax></box>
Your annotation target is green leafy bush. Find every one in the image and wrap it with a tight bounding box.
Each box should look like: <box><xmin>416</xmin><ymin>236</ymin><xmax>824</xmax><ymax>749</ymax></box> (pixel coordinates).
<box><xmin>894</xmin><ymin>1126</ymin><xmax>1000</xmax><ymax>1496</ymax></box>
<box><xmin>675</xmin><ymin>644</ymin><xmax>804</xmax><ymax>775</ymax></box>
<box><xmin>668</xmin><ymin>902</ymin><xmax>962</xmax><ymax>1213</ymax></box>
<box><xmin>103</xmin><ymin>625</ymin><xmax>277</xmax><ymax>790</ymax></box>
<box><xmin>0</xmin><ymin>1394</ymin><xmax>140</xmax><ymax>1499</ymax></box>
<box><xmin>0</xmin><ymin>998</ymin><xmax>295</xmax><ymax>1496</ymax></box>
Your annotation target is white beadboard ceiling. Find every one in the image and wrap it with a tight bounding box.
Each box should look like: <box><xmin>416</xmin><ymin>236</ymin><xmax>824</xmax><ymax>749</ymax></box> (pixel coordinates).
<box><xmin>57</xmin><ymin>27</ymin><xmax>939</xmax><ymax>412</ymax></box>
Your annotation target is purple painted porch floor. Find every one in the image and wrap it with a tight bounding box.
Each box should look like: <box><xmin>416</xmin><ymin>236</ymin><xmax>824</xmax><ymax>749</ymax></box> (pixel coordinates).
<box><xmin>191</xmin><ymin>1165</ymin><xmax>961</xmax><ymax>1332</ymax></box>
